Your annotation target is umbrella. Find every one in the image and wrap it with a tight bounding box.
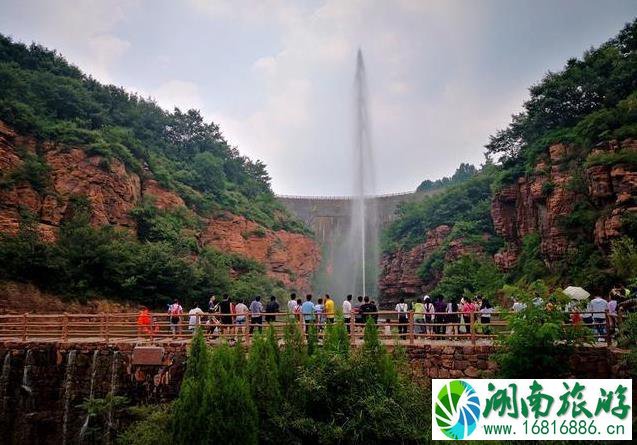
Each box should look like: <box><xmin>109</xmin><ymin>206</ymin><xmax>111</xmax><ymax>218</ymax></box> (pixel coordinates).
<box><xmin>563</xmin><ymin>286</ymin><xmax>590</xmax><ymax>301</ymax></box>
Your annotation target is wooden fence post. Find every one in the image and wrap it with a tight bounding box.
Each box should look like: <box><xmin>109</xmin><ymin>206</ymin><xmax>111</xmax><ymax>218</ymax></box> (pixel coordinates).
<box><xmin>408</xmin><ymin>311</ymin><xmax>415</xmax><ymax>345</ymax></box>
<box><xmin>349</xmin><ymin>315</ymin><xmax>355</xmax><ymax>345</ymax></box>
<box><xmin>245</xmin><ymin>314</ymin><xmax>251</xmax><ymax>344</ymax></box>
<box><xmin>62</xmin><ymin>313</ymin><xmax>69</xmax><ymax>342</ymax></box>
<box><xmin>470</xmin><ymin>312</ymin><xmax>476</xmax><ymax>346</ymax></box>
<box><xmin>105</xmin><ymin>313</ymin><xmax>110</xmax><ymax>344</ymax></box>
<box><xmin>605</xmin><ymin>310</ymin><xmax>612</xmax><ymax>347</ymax></box>
<box><xmin>22</xmin><ymin>313</ymin><xmax>27</xmax><ymax>341</ymax></box>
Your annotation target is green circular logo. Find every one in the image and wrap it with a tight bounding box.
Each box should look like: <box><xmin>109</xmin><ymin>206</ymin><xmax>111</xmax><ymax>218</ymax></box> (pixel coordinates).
<box><xmin>435</xmin><ymin>380</ymin><xmax>481</xmax><ymax>440</ymax></box>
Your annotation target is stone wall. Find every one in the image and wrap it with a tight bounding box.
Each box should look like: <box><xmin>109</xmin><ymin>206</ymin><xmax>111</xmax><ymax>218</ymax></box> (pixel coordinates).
<box><xmin>0</xmin><ymin>341</ymin><xmax>631</xmax><ymax>444</ymax></box>
<box><xmin>406</xmin><ymin>344</ymin><xmax>630</xmax><ymax>380</ymax></box>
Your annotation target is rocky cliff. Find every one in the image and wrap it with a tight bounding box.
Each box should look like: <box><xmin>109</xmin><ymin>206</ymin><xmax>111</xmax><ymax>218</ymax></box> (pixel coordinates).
<box><xmin>0</xmin><ymin>121</ymin><xmax>320</xmax><ymax>295</ymax></box>
<box><xmin>492</xmin><ymin>141</ymin><xmax>637</xmax><ymax>270</ymax></box>
<box><xmin>379</xmin><ymin>141</ymin><xmax>637</xmax><ymax>299</ymax></box>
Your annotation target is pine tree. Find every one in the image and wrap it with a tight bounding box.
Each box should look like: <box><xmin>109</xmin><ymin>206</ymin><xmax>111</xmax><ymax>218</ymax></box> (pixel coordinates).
<box><xmin>171</xmin><ymin>329</ymin><xmax>213</xmax><ymax>445</ymax></box>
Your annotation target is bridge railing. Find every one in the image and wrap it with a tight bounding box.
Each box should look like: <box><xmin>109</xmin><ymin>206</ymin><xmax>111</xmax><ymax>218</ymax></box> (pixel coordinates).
<box><xmin>0</xmin><ymin>310</ymin><xmax>615</xmax><ymax>346</ymax></box>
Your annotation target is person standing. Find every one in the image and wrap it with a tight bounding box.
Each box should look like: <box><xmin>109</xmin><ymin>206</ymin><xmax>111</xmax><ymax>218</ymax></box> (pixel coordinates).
<box><xmin>424</xmin><ymin>296</ymin><xmax>435</xmax><ymax>336</ymax></box>
<box><xmin>208</xmin><ymin>295</ymin><xmax>219</xmax><ymax>313</ymax></box>
<box><xmin>370</xmin><ymin>299</ymin><xmax>379</xmax><ymax>324</ymax></box>
<box><xmin>354</xmin><ymin>296</ymin><xmax>364</xmax><ymax>331</ymax></box>
<box><xmin>301</xmin><ymin>294</ymin><xmax>315</xmax><ymax>332</ymax></box>
<box><xmin>219</xmin><ymin>295</ymin><xmax>233</xmax><ymax>335</ymax></box>
<box><xmin>413</xmin><ymin>297</ymin><xmax>425</xmax><ymax>335</ymax></box>
<box><xmin>234</xmin><ymin>299</ymin><xmax>249</xmax><ymax>336</ymax></box>
<box><xmin>447</xmin><ymin>299</ymin><xmax>460</xmax><ymax>338</ymax></box>
<box><xmin>137</xmin><ymin>307</ymin><xmax>152</xmax><ymax>337</ymax></box>
<box><xmin>315</xmin><ymin>298</ymin><xmax>325</xmax><ymax>330</ymax></box>
<box><xmin>266</xmin><ymin>295</ymin><xmax>280</xmax><ymax>323</ymax></box>
<box><xmin>342</xmin><ymin>294</ymin><xmax>353</xmax><ymax>333</ymax></box>
<box><xmin>433</xmin><ymin>295</ymin><xmax>447</xmax><ymax>338</ymax></box>
<box><xmin>168</xmin><ymin>299</ymin><xmax>183</xmax><ymax>335</ymax></box>
<box><xmin>287</xmin><ymin>293</ymin><xmax>298</xmax><ymax>314</ymax></box>
<box><xmin>188</xmin><ymin>303</ymin><xmax>205</xmax><ymax>332</ymax></box>
<box><xmin>249</xmin><ymin>296</ymin><xmax>264</xmax><ymax>334</ymax></box>
<box><xmin>360</xmin><ymin>296</ymin><xmax>376</xmax><ymax>324</ymax></box>
<box><xmin>461</xmin><ymin>297</ymin><xmax>475</xmax><ymax>334</ymax></box>
<box><xmin>588</xmin><ymin>295</ymin><xmax>609</xmax><ymax>339</ymax></box>
<box><xmin>607</xmin><ymin>293</ymin><xmax>618</xmax><ymax>335</ymax></box>
<box><xmin>324</xmin><ymin>294</ymin><xmax>335</xmax><ymax>324</ymax></box>
<box><xmin>479</xmin><ymin>299</ymin><xmax>493</xmax><ymax>335</ymax></box>
<box><xmin>395</xmin><ymin>297</ymin><xmax>409</xmax><ymax>340</ymax></box>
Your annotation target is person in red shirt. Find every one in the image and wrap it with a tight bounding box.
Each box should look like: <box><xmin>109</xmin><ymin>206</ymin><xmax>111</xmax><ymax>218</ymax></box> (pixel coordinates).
<box><xmin>137</xmin><ymin>307</ymin><xmax>152</xmax><ymax>336</ymax></box>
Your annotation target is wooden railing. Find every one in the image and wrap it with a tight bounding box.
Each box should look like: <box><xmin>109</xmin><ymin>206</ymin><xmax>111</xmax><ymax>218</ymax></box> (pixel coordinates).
<box><xmin>0</xmin><ymin>310</ymin><xmax>616</xmax><ymax>346</ymax></box>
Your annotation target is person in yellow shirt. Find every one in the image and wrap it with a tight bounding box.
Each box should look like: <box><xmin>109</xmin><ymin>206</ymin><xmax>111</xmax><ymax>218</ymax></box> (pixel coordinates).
<box><xmin>324</xmin><ymin>294</ymin><xmax>335</xmax><ymax>324</ymax></box>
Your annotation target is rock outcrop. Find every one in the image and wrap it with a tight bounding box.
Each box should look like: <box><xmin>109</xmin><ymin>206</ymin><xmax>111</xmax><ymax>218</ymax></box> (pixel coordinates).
<box><xmin>379</xmin><ymin>225</ymin><xmax>486</xmax><ymax>304</ymax></box>
<box><xmin>491</xmin><ymin>141</ymin><xmax>637</xmax><ymax>269</ymax></box>
<box><xmin>200</xmin><ymin>212</ymin><xmax>321</xmax><ymax>292</ymax></box>
<box><xmin>380</xmin><ymin>141</ymin><xmax>637</xmax><ymax>299</ymax></box>
<box><xmin>0</xmin><ymin>121</ymin><xmax>320</xmax><ymax>294</ymax></box>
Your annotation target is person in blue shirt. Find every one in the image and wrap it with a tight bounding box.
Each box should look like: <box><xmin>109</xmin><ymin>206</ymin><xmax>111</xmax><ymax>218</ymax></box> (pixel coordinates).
<box><xmin>301</xmin><ymin>294</ymin><xmax>315</xmax><ymax>333</ymax></box>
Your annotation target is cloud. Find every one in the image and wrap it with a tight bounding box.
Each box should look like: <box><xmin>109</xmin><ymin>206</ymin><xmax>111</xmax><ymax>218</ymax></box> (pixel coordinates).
<box><xmin>150</xmin><ymin>80</ymin><xmax>205</xmax><ymax>112</ymax></box>
<box><xmin>0</xmin><ymin>0</ymin><xmax>136</xmax><ymax>83</ymax></box>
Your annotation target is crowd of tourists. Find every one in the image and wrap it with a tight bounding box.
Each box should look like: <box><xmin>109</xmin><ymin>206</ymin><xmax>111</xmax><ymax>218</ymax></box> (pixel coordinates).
<box><xmin>134</xmin><ymin>287</ymin><xmax>629</xmax><ymax>340</ymax></box>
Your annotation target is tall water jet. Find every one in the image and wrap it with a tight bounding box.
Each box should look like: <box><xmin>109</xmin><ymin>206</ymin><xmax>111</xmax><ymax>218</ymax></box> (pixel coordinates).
<box><xmin>342</xmin><ymin>49</ymin><xmax>380</xmax><ymax>298</ymax></box>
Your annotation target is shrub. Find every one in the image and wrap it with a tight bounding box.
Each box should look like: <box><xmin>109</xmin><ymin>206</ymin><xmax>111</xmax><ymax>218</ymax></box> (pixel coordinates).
<box><xmin>495</xmin><ymin>282</ymin><xmax>592</xmax><ymax>378</ymax></box>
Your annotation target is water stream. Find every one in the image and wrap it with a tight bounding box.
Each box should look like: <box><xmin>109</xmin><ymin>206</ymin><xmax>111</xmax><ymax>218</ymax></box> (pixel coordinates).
<box><xmin>79</xmin><ymin>350</ymin><xmax>99</xmax><ymax>440</ymax></box>
<box><xmin>1</xmin><ymin>352</ymin><xmax>11</xmax><ymax>416</ymax></box>
<box><xmin>62</xmin><ymin>350</ymin><xmax>77</xmax><ymax>445</ymax></box>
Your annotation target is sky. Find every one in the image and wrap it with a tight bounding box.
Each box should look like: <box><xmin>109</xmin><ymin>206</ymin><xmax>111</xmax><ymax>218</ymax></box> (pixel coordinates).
<box><xmin>1</xmin><ymin>1</ymin><xmax>636</xmax><ymax>196</ymax></box>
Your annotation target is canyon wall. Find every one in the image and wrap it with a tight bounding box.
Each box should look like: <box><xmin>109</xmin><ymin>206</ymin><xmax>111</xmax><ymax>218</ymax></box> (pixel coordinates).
<box><xmin>0</xmin><ymin>121</ymin><xmax>320</xmax><ymax>294</ymax></box>
<box><xmin>379</xmin><ymin>141</ymin><xmax>637</xmax><ymax>300</ymax></box>
<box><xmin>0</xmin><ymin>341</ymin><xmax>629</xmax><ymax>444</ymax></box>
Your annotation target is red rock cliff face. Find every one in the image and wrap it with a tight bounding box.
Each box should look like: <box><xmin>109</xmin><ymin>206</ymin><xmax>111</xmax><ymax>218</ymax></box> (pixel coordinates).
<box><xmin>200</xmin><ymin>212</ymin><xmax>321</xmax><ymax>292</ymax></box>
<box><xmin>0</xmin><ymin>121</ymin><xmax>320</xmax><ymax>293</ymax></box>
<box><xmin>379</xmin><ymin>141</ymin><xmax>637</xmax><ymax>300</ymax></box>
<box><xmin>491</xmin><ymin>141</ymin><xmax>637</xmax><ymax>270</ymax></box>
<box><xmin>379</xmin><ymin>225</ymin><xmax>486</xmax><ymax>304</ymax></box>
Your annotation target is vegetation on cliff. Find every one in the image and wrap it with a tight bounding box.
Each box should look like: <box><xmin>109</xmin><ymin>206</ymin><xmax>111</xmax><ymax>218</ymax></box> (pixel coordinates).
<box><xmin>0</xmin><ymin>198</ymin><xmax>287</xmax><ymax>306</ymax></box>
<box><xmin>0</xmin><ymin>34</ymin><xmax>318</xmax><ymax>306</ymax></box>
<box><xmin>0</xmin><ymin>33</ymin><xmax>307</xmax><ymax>234</ymax></box>
<box><xmin>382</xmin><ymin>19</ymin><xmax>637</xmax><ymax>299</ymax></box>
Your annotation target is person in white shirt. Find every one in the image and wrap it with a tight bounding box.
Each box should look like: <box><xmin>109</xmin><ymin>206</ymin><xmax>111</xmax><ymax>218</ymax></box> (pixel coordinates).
<box><xmin>395</xmin><ymin>297</ymin><xmax>409</xmax><ymax>340</ymax></box>
<box><xmin>287</xmin><ymin>293</ymin><xmax>298</xmax><ymax>313</ymax></box>
<box><xmin>588</xmin><ymin>295</ymin><xmax>608</xmax><ymax>338</ymax></box>
<box><xmin>342</xmin><ymin>294</ymin><xmax>353</xmax><ymax>333</ymax></box>
<box><xmin>188</xmin><ymin>304</ymin><xmax>205</xmax><ymax>331</ymax></box>
<box><xmin>607</xmin><ymin>294</ymin><xmax>618</xmax><ymax>334</ymax></box>
<box><xmin>512</xmin><ymin>299</ymin><xmax>527</xmax><ymax>312</ymax></box>
<box><xmin>234</xmin><ymin>299</ymin><xmax>249</xmax><ymax>335</ymax></box>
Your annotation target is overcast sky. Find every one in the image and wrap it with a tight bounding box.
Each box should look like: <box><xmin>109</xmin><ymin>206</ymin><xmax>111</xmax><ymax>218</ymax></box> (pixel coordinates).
<box><xmin>1</xmin><ymin>1</ymin><xmax>636</xmax><ymax>195</ymax></box>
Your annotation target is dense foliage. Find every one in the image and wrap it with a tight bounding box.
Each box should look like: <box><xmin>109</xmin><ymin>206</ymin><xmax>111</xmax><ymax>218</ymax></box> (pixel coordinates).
<box><xmin>416</xmin><ymin>162</ymin><xmax>477</xmax><ymax>192</ymax></box>
<box><xmin>494</xmin><ymin>281</ymin><xmax>591</xmax><ymax>378</ymax></box>
<box><xmin>0</xmin><ymin>199</ymin><xmax>286</xmax><ymax>306</ymax></box>
<box><xmin>486</xmin><ymin>20</ymin><xmax>637</xmax><ymax>171</ymax></box>
<box><xmin>0</xmin><ymin>33</ymin><xmax>307</xmax><ymax>233</ymax></box>
<box><xmin>121</xmin><ymin>323</ymin><xmax>430</xmax><ymax>445</ymax></box>
<box><xmin>383</xmin><ymin>20</ymin><xmax>637</xmax><ymax>298</ymax></box>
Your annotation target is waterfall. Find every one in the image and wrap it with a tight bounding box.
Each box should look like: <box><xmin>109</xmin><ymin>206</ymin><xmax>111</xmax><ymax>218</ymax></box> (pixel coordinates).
<box><xmin>21</xmin><ymin>349</ymin><xmax>33</xmax><ymax>396</ymax></box>
<box><xmin>62</xmin><ymin>350</ymin><xmax>77</xmax><ymax>445</ymax></box>
<box><xmin>338</xmin><ymin>49</ymin><xmax>379</xmax><ymax>299</ymax></box>
<box><xmin>105</xmin><ymin>350</ymin><xmax>120</xmax><ymax>445</ymax></box>
<box><xmin>79</xmin><ymin>350</ymin><xmax>99</xmax><ymax>440</ymax></box>
<box><xmin>1</xmin><ymin>352</ymin><xmax>11</xmax><ymax>417</ymax></box>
